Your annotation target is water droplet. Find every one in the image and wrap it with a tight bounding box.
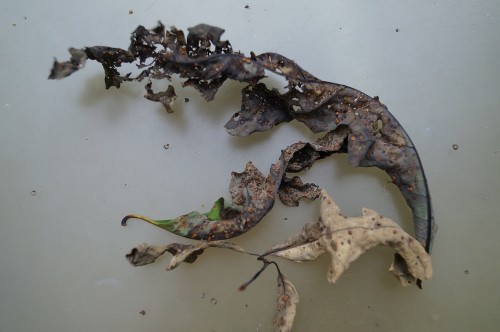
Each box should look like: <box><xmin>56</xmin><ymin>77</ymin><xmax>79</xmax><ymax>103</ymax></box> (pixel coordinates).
<box><xmin>452</xmin><ymin>144</ymin><xmax>459</xmax><ymax>150</ymax></box>
<box><xmin>31</xmin><ymin>190</ymin><xmax>37</xmax><ymax>196</ymax></box>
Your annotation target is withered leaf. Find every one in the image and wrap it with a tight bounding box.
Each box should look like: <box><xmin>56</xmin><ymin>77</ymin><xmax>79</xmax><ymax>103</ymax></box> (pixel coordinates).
<box><xmin>49</xmin><ymin>23</ymin><xmax>435</xmax><ymax>255</ymax></box>
<box><xmin>144</xmin><ymin>81</ymin><xmax>177</xmax><ymax>113</ymax></box>
<box><xmin>270</xmin><ymin>190</ymin><xmax>433</xmax><ymax>285</ymax></box>
<box><xmin>274</xmin><ymin>274</ymin><xmax>299</xmax><ymax>332</ymax></box>
<box><xmin>122</xmin><ymin>129</ymin><xmax>349</xmax><ymax>241</ymax></box>
<box><xmin>126</xmin><ymin>243</ymin><xmax>170</xmax><ymax>266</ymax></box>
<box><xmin>126</xmin><ymin>241</ymin><xmax>246</xmax><ymax>270</ymax></box>
<box><xmin>48</xmin><ymin>48</ymin><xmax>87</xmax><ymax>79</ymax></box>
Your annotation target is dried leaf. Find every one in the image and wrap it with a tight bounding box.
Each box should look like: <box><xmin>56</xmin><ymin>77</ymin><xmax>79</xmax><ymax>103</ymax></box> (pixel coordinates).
<box><xmin>125</xmin><ymin>243</ymin><xmax>170</xmax><ymax>266</ymax></box>
<box><xmin>269</xmin><ymin>190</ymin><xmax>432</xmax><ymax>284</ymax></box>
<box><xmin>319</xmin><ymin>190</ymin><xmax>432</xmax><ymax>283</ymax></box>
<box><xmin>271</xmin><ymin>240</ymin><xmax>325</xmax><ymax>262</ymax></box>
<box><xmin>48</xmin><ymin>48</ymin><xmax>87</xmax><ymax>79</ymax></box>
<box><xmin>49</xmin><ymin>23</ymin><xmax>435</xmax><ymax>254</ymax></box>
<box><xmin>121</xmin><ymin>130</ymin><xmax>348</xmax><ymax>241</ymax></box>
<box><xmin>267</xmin><ymin>222</ymin><xmax>324</xmax><ymax>262</ymax></box>
<box><xmin>274</xmin><ymin>274</ymin><xmax>299</xmax><ymax>332</ymax></box>
<box><xmin>278</xmin><ymin>176</ymin><xmax>321</xmax><ymax>207</ymax></box>
<box><xmin>389</xmin><ymin>253</ymin><xmax>417</xmax><ymax>287</ymax></box>
<box><xmin>144</xmin><ymin>81</ymin><xmax>177</xmax><ymax>113</ymax></box>
<box><xmin>126</xmin><ymin>240</ymin><xmax>247</xmax><ymax>270</ymax></box>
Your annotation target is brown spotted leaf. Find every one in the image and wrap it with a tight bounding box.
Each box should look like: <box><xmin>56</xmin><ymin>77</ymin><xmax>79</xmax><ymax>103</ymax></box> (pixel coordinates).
<box><xmin>268</xmin><ymin>190</ymin><xmax>432</xmax><ymax>285</ymax></box>
<box><xmin>319</xmin><ymin>190</ymin><xmax>432</xmax><ymax>284</ymax></box>
<box><xmin>273</xmin><ymin>274</ymin><xmax>299</xmax><ymax>332</ymax></box>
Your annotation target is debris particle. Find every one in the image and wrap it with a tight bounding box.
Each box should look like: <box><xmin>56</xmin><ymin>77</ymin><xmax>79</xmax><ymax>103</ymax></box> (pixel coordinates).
<box><xmin>139</xmin><ymin>310</ymin><xmax>146</xmax><ymax>315</ymax></box>
<box><xmin>201</xmin><ymin>292</ymin><xmax>206</xmax><ymax>299</ymax></box>
<box><xmin>163</xmin><ymin>144</ymin><xmax>170</xmax><ymax>150</ymax></box>
<box><xmin>12</xmin><ymin>23</ymin><xmax>16</xmax><ymax>27</ymax></box>
<box><xmin>464</xmin><ymin>269</ymin><xmax>469</xmax><ymax>275</ymax></box>
<box><xmin>184</xmin><ymin>98</ymin><xmax>190</xmax><ymax>103</ymax></box>
<box><xmin>244</xmin><ymin>4</ymin><xmax>250</xmax><ymax>9</ymax></box>
<box><xmin>452</xmin><ymin>144</ymin><xmax>459</xmax><ymax>150</ymax></box>
<box><xmin>31</xmin><ymin>190</ymin><xmax>37</xmax><ymax>196</ymax></box>
<box><xmin>210</xmin><ymin>297</ymin><xmax>217</xmax><ymax>305</ymax></box>
<box><xmin>396</xmin><ymin>28</ymin><xmax>400</xmax><ymax>32</ymax></box>
<box><xmin>129</xmin><ymin>9</ymin><xmax>134</xmax><ymax>14</ymax></box>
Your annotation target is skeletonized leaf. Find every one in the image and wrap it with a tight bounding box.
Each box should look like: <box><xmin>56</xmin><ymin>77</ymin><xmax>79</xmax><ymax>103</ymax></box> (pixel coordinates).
<box><xmin>273</xmin><ymin>274</ymin><xmax>299</xmax><ymax>332</ymax></box>
<box><xmin>319</xmin><ymin>190</ymin><xmax>432</xmax><ymax>284</ymax></box>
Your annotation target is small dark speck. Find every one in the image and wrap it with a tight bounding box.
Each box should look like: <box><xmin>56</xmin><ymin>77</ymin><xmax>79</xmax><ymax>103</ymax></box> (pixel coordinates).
<box><xmin>184</xmin><ymin>98</ymin><xmax>190</xmax><ymax>103</ymax></box>
<box><xmin>201</xmin><ymin>292</ymin><xmax>206</xmax><ymax>299</ymax></box>
<box><xmin>24</xmin><ymin>16</ymin><xmax>27</xmax><ymax>20</ymax></box>
<box><xmin>464</xmin><ymin>269</ymin><xmax>469</xmax><ymax>275</ymax></box>
<box><xmin>395</xmin><ymin>28</ymin><xmax>400</xmax><ymax>32</ymax></box>
<box><xmin>339</xmin><ymin>27</ymin><xmax>342</xmax><ymax>30</ymax></box>
<box><xmin>128</xmin><ymin>9</ymin><xmax>134</xmax><ymax>14</ymax></box>
<box><xmin>245</xmin><ymin>304</ymin><xmax>248</xmax><ymax>308</ymax></box>
<box><xmin>244</xmin><ymin>4</ymin><xmax>250</xmax><ymax>9</ymax></box>
<box><xmin>210</xmin><ymin>297</ymin><xmax>217</xmax><ymax>305</ymax></box>
<box><xmin>12</xmin><ymin>23</ymin><xmax>17</xmax><ymax>27</ymax></box>
<box><xmin>31</xmin><ymin>190</ymin><xmax>37</xmax><ymax>196</ymax></box>
<box><xmin>163</xmin><ymin>144</ymin><xmax>170</xmax><ymax>150</ymax></box>
<box><xmin>452</xmin><ymin>144</ymin><xmax>459</xmax><ymax>150</ymax></box>
<box><xmin>283</xmin><ymin>217</ymin><xmax>288</xmax><ymax>221</ymax></box>
<box><xmin>139</xmin><ymin>310</ymin><xmax>146</xmax><ymax>316</ymax></box>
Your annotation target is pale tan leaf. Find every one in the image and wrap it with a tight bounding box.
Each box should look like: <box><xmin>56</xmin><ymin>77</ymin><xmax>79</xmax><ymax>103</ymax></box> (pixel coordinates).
<box><xmin>318</xmin><ymin>190</ymin><xmax>432</xmax><ymax>284</ymax></box>
<box><xmin>267</xmin><ymin>222</ymin><xmax>323</xmax><ymax>262</ymax></box>
<box><xmin>273</xmin><ymin>274</ymin><xmax>299</xmax><ymax>332</ymax></box>
<box><xmin>271</xmin><ymin>240</ymin><xmax>325</xmax><ymax>262</ymax></box>
<box><xmin>167</xmin><ymin>241</ymin><xmax>248</xmax><ymax>271</ymax></box>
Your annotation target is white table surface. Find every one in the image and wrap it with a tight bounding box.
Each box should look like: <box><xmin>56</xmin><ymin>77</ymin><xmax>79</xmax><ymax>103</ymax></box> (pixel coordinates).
<box><xmin>1</xmin><ymin>0</ymin><xmax>499</xmax><ymax>331</ymax></box>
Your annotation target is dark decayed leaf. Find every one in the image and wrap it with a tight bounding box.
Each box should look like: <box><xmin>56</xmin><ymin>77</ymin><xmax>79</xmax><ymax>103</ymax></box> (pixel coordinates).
<box><xmin>49</xmin><ymin>23</ymin><xmax>435</xmax><ymax>255</ymax></box>
<box><xmin>121</xmin><ymin>128</ymin><xmax>349</xmax><ymax>241</ymax></box>
<box><xmin>144</xmin><ymin>81</ymin><xmax>177</xmax><ymax>113</ymax></box>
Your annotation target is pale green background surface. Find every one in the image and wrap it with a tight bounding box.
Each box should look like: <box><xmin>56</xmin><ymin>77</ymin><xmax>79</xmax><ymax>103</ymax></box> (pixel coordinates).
<box><xmin>1</xmin><ymin>1</ymin><xmax>499</xmax><ymax>331</ymax></box>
